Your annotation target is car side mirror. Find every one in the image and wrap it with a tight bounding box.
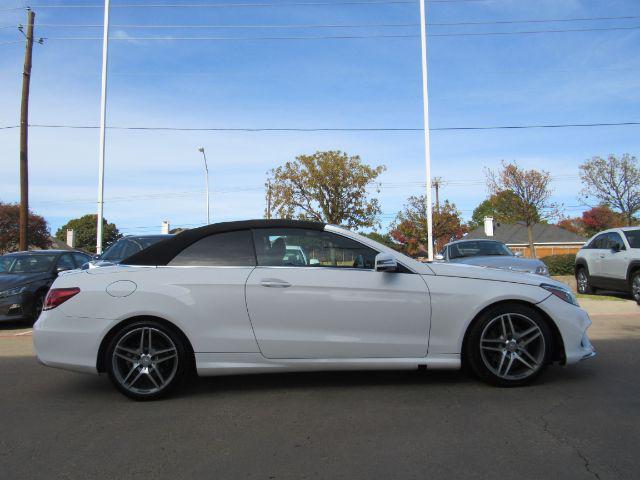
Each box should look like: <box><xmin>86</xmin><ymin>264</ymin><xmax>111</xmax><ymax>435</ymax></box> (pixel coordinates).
<box><xmin>611</xmin><ymin>243</ymin><xmax>621</xmax><ymax>253</ymax></box>
<box><xmin>375</xmin><ymin>252</ymin><xmax>398</xmax><ymax>272</ymax></box>
<box><xmin>514</xmin><ymin>252</ymin><xmax>523</xmax><ymax>257</ymax></box>
<box><xmin>434</xmin><ymin>254</ymin><xmax>445</xmax><ymax>261</ymax></box>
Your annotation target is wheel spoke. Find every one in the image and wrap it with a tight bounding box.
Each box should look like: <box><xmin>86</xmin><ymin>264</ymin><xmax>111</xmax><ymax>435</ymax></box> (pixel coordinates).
<box><xmin>521</xmin><ymin>331</ymin><xmax>541</xmax><ymax>347</ymax></box>
<box><xmin>155</xmin><ymin>353</ymin><xmax>177</xmax><ymax>364</ymax></box>
<box><xmin>153</xmin><ymin>347</ymin><xmax>176</xmax><ymax>356</ymax></box>
<box><xmin>496</xmin><ymin>351</ymin><xmax>507</xmax><ymax>375</ymax></box>
<box><xmin>500</xmin><ymin>316</ymin><xmax>507</xmax><ymax>338</ymax></box>
<box><xmin>482</xmin><ymin>345</ymin><xmax>504</xmax><ymax>353</ymax></box>
<box><xmin>116</xmin><ymin>345</ymin><xmax>138</xmax><ymax>356</ymax></box>
<box><xmin>148</xmin><ymin>328</ymin><xmax>153</xmax><ymax>353</ymax></box>
<box><xmin>127</xmin><ymin>369</ymin><xmax>144</xmax><ymax>388</ymax></box>
<box><xmin>505</xmin><ymin>314</ymin><xmax>515</xmax><ymax>337</ymax></box>
<box><xmin>502</xmin><ymin>355</ymin><xmax>515</xmax><ymax>377</ymax></box>
<box><xmin>139</xmin><ymin>328</ymin><xmax>146</xmax><ymax>353</ymax></box>
<box><xmin>146</xmin><ymin>370</ymin><xmax>160</xmax><ymax>389</ymax></box>
<box><xmin>122</xmin><ymin>364</ymin><xmax>139</xmax><ymax>385</ymax></box>
<box><xmin>514</xmin><ymin>353</ymin><xmax>535</xmax><ymax>370</ymax></box>
<box><xmin>152</xmin><ymin>365</ymin><xmax>165</xmax><ymax>385</ymax></box>
<box><xmin>519</xmin><ymin>347</ymin><xmax>539</xmax><ymax>366</ymax></box>
<box><xmin>115</xmin><ymin>352</ymin><xmax>135</xmax><ymax>363</ymax></box>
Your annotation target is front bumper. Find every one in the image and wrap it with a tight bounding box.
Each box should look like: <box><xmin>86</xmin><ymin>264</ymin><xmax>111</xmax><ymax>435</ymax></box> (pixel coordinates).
<box><xmin>0</xmin><ymin>293</ymin><xmax>33</xmax><ymax>322</ymax></box>
<box><xmin>537</xmin><ymin>294</ymin><xmax>596</xmax><ymax>364</ymax></box>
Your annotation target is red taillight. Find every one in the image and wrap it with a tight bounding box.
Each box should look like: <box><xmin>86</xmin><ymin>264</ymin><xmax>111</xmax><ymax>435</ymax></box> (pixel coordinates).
<box><xmin>43</xmin><ymin>288</ymin><xmax>80</xmax><ymax>311</ymax></box>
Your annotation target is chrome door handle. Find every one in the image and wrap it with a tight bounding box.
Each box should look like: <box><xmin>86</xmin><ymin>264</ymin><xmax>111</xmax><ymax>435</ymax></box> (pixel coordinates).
<box><xmin>260</xmin><ymin>279</ymin><xmax>291</xmax><ymax>288</ymax></box>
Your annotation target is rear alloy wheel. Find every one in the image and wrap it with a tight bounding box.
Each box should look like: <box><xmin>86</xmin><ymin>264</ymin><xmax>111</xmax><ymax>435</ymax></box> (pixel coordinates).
<box><xmin>576</xmin><ymin>268</ymin><xmax>593</xmax><ymax>295</ymax></box>
<box><xmin>106</xmin><ymin>321</ymin><xmax>189</xmax><ymax>400</ymax></box>
<box><xmin>466</xmin><ymin>304</ymin><xmax>552</xmax><ymax>387</ymax></box>
<box><xmin>632</xmin><ymin>272</ymin><xmax>640</xmax><ymax>305</ymax></box>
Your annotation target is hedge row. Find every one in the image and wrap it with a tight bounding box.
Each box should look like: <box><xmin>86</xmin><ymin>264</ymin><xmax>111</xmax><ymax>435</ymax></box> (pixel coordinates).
<box><xmin>541</xmin><ymin>253</ymin><xmax>576</xmax><ymax>276</ymax></box>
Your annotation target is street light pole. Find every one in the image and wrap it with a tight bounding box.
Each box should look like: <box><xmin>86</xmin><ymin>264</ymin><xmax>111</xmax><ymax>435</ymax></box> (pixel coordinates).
<box><xmin>198</xmin><ymin>147</ymin><xmax>210</xmax><ymax>224</ymax></box>
<box><xmin>96</xmin><ymin>0</ymin><xmax>110</xmax><ymax>254</ymax></box>
<box><xmin>419</xmin><ymin>0</ymin><xmax>434</xmax><ymax>261</ymax></box>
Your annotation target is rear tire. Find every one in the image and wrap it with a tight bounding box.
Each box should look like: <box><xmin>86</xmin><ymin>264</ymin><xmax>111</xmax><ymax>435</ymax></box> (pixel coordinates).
<box><xmin>106</xmin><ymin>320</ymin><xmax>190</xmax><ymax>400</ymax></box>
<box><xmin>631</xmin><ymin>271</ymin><xmax>640</xmax><ymax>305</ymax></box>
<box><xmin>465</xmin><ymin>303</ymin><xmax>553</xmax><ymax>387</ymax></box>
<box><xmin>576</xmin><ymin>268</ymin><xmax>594</xmax><ymax>295</ymax></box>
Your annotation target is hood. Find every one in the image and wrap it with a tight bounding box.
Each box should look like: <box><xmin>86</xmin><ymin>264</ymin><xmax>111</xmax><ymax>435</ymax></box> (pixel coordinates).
<box><xmin>448</xmin><ymin>255</ymin><xmax>545</xmax><ymax>273</ymax></box>
<box><xmin>0</xmin><ymin>272</ymin><xmax>51</xmax><ymax>291</ymax></box>
<box><xmin>427</xmin><ymin>262</ymin><xmax>564</xmax><ymax>288</ymax></box>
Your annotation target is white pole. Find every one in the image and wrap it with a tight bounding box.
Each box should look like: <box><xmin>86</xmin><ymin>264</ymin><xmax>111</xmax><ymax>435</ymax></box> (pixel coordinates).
<box><xmin>199</xmin><ymin>147</ymin><xmax>210</xmax><ymax>224</ymax></box>
<box><xmin>96</xmin><ymin>0</ymin><xmax>110</xmax><ymax>254</ymax></box>
<box><xmin>419</xmin><ymin>0</ymin><xmax>434</xmax><ymax>261</ymax></box>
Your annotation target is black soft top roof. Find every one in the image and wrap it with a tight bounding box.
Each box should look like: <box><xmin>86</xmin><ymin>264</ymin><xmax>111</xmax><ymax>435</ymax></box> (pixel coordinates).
<box><xmin>121</xmin><ymin>219</ymin><xmax>325</xmax><ymax>266</ymax></box>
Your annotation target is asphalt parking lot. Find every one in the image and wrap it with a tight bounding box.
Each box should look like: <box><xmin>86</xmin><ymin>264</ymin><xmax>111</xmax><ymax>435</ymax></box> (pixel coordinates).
<box><xmin>1</xmin><ymin>299</ymin><xmax>639</xmax><ymax>480</ymax></box>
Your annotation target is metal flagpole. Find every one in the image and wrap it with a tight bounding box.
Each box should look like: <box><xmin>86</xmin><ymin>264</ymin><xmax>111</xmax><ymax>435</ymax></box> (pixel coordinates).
<box><xmin>419</xmin><ymin>0</ymin><xmax>434</xmax><ymax>261</ymax></box>
<box><xmin>96</xmin><ymin>0</ymin><xmax>110</xmax><ymax>254</ymax></box>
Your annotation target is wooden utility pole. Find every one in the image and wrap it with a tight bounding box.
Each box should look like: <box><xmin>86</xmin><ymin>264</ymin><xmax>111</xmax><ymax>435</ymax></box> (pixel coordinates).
<box><xmin>432</xmin><ymin>177</ymin><xmax>442</xmax><ymax>212</ymax></box>
<box><xmin>19</xmin><ymin>9</ymin><xmax>35</xmax><ymax>251</ymax></box>
<box><xmin>266</xmin><ymin>180</ymin><xmax>272</xmax><ymax>219</ymax></box>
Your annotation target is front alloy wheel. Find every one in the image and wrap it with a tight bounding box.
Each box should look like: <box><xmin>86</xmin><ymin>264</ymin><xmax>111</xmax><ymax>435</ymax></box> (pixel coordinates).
<box><xmin>576</xmin><ymin>269</ymin><xmax>593</xmax><ymax>294</ymax></box>
<box><xmin>106</xmin><ymin>321</ymin><xmax>189</xmax><ymax>400</ymax></box>
<box><xmin>466</xmin><ymin>304</ymin><xmax>552</xmax><ymax>387</ymax></box>
<box><xmin>632</xmin><ymin>272</ymin><xmax>640</xmax><ymax>305</ymax></box>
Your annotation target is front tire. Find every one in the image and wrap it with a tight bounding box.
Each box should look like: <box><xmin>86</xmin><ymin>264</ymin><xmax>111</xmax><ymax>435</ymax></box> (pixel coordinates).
<box><xmin>106</xmin><ymin>320</ymin><xmax>190</xmax><ymax>400</ymax></box>
<box><xmin>465</xmin><ymin>304</ymin><xmax>553</xmax><ymax>387</ymax></box>
<box><xmin>576</xmin><ymin>268</ymin><xmax>594</xmax><ymax>295</ymax></box>
<box><xmin>632</xmin><ymin>272</ymin><xmax>640</xmax><ymax>305</ymax></box>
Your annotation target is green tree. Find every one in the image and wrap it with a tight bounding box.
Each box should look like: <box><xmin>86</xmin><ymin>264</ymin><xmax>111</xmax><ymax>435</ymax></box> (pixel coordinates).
<box><xmin>390</xmin><ymin>197</ymin><xmax>467</xmax><ymax>256</ymax></box>
<box><xmin>486</xmin><ymin>162</ymin><xmax>557</xmax><ymax>258</ymax></box>
<box><xmin>0</xmin><ymin>201</ymin><xmax>51</xmax><ymax>253</ymax></box>
<box><xmin>469</xmin><ymin>190</ymin><xmax>540</xmax><ymax>230</ymax></box>
<box><xmin>579</xmin><ymin>154</ymin><xmax>640</xmax><ymax>224</ymax></box>
<box><xmin>266</xmin><ymin>151</ymin><xmax>386</xmax><ymax>229</ymax></box>
<box><xmin>55</xmin><ymin>214</ymin><xmax>121</xmax><ymax>253</ymax></box>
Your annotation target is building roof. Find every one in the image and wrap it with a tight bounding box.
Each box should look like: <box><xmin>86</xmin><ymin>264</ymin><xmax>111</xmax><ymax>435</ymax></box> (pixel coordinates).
<box><xmin>122</xmin><ymin>219</ymin><xmax>325</xmax><ymax>266</ymax></box>
<box><xmin>465</xmin><ymin>222</ymin><xmax>586</xmax><ymax>244</ymax></box>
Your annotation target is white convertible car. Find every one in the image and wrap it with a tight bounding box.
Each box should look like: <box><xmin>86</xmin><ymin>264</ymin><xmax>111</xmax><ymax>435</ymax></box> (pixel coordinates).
<box><xmin>34</xmin><ymin>220</ymin><xmax>595</xmax><ymax>400</ymax></box>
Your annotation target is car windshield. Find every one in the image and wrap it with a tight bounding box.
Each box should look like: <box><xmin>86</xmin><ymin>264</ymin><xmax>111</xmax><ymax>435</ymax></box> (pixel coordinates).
<box><xmin>624</xmin><ymin>229</ymin><xmax>640</xmax><ymax>248</ymax></box>
<box><xmin>0</xmin><ymin>254</ymin><xmax>57</xmax><ymax>274</ymax></box>
<box><xmin>449</xmin><ymin>241</ymin><xmax>513</xmax><ymax>259</ymax></box>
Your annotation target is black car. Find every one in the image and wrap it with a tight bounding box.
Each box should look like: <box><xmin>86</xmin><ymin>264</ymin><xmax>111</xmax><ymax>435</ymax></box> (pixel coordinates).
<box><xmin>0</xmin><ymin>250</ymin><xmax>91</xmax><ymax>324</ymax></box>
<box><xmin>85</xmin><ymin>234</ymin><xmax>174</xmax><ymax>268</ymax></box>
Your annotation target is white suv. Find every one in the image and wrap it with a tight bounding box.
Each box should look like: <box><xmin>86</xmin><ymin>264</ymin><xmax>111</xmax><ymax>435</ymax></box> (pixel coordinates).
<box><xmin>575</xmin><ymin>227</ymin><xmax>640</xmax><ymax>304</ymax></box>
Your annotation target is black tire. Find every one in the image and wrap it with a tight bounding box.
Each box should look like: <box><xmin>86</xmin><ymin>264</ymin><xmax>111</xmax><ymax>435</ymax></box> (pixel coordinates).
<box><xmin>465</xmin><ymin>303</ymin><xmax>553</xmax><ymax>387</ymax></box>
<box><xmin>631</xmin><ymin>271</ymin><xmax>640</xmax><ymax>306</ymax></box>
<box><xmin>105</xmin><ymin>320</ymin><xmax>191</xmax><ymax>401</ymax></box>
<box><xmin>576</xmin><ymin>267</ymin><xmax>594</xmax><ymax>295</ymax></box>
<box><xmin>30</xmin><ymin>290</ymin><xmax>47</xmax><ymax>325</ymax></box>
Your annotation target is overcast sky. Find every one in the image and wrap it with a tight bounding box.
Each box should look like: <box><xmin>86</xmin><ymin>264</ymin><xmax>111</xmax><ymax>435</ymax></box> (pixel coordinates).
<box><xmin>0</xmin><ymin>0</ymin><xmax>639</xmax><ymax>236</ymax></box>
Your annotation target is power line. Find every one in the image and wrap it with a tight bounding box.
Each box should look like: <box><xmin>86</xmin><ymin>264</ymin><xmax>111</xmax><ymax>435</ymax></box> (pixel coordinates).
<box><xmin>39</xmin><ymin>25</ymin><xmax>640</xmax><ymax>41</ymax></box>
<box><xmin>26</xmin><ymin>0</ymin><xmax>487</xmax><ymax>9</ymax></box>
<box><xmin>0</xmin><ymin>121</ymin><xmax>636</xmax><ymax>132</ymax></box>
<box><xmin>6</xmin><ymin>15</ymin><xmax>640</xmax><ymax>30</ymax></box>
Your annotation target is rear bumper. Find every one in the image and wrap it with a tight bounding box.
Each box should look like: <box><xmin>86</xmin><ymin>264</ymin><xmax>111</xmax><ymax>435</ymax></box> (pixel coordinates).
<box><xmin>33</xmin><ymin>308</ymin><xmax>114</xmax><ymax>375</ymax></box>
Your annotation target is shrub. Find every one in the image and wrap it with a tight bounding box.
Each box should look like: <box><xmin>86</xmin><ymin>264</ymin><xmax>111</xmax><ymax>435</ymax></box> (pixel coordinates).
<box><xmin>541</xmin><ymin>253</ymin><xmax>576</xmax><ymax>276</ymax></box>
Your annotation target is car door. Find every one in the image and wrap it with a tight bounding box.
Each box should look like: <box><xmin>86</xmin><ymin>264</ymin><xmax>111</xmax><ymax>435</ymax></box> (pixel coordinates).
<box><xmin>599</xmin><ymin>232</ymin><xmax>629</xmax><ymax>281</ymax></box>
<box><xmin>245</xmin><ymin>228</ymin><xmax>431</xmax><ymax>359</ymax></box>
<box><xmin>587</xmin><ymin>233</ymin><xmax>609</xmax><ymax>277</ymax></box>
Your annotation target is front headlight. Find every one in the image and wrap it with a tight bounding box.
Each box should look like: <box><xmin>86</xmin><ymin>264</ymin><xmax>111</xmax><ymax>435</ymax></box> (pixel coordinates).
<box><xmin>540</xmin><ymin>283</ymin><xmax>579</xmax><ymax>306</ymax></box>
<box><xmin>0</xmin><ymin>285</ymin><xmax>27</xmax><ymax>298</ymax></box>
<box><xmin>535</xmin><ymin>265</ymin><xmax>550</xmax><ymax>276</ymax></box>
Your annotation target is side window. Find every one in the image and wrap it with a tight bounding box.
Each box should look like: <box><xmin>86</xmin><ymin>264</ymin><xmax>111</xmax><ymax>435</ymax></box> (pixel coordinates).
<box><xmin>607</xmin><ymin>232</ymin><xmax>625</xmax><ymax>250</ymax></box>
<box><xmin>56</xmin><ymin>254</ymin><xmax>76</xmax><ymax>271</ymax></box>
<box><xmin>169</xmin><ymin>230</ymin><xmax>255</xmax><ymax>266</ymax></box>
<box><xmin>591</xmin><ymin>234</ymin><xmax>608</xmax><ymax>249</ymax></box>
<box><xmin>119</xmin><ymin>240</ymin><xmax>141</xmax><ymax>259</ymax></box>
<box><xmin>72</xmin><ymin>253</ymin><xmax>90</xmax><ymax>267</ymax></box>
<box><xmin>253</xmin><ymin>228</ymin><xmax>378</xmax><ymax>269</ymax></box>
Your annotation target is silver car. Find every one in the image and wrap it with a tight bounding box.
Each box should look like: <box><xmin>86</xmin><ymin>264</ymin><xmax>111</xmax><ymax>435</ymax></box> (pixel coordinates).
<box><xmin>436</xmin><ymin>239</ymin><xmax>549</xmax><ymax>276</ymax></box>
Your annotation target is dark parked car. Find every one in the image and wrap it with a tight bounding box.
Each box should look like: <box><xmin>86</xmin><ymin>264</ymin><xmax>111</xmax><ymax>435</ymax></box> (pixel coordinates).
<box><xmin>0</xmin><ymin>250</ymin><xmax>91</xmax><ymax>324</ymax></box>
<box><xmin>84</xmin><ymin>234</ymin><xmax>174</xmax><ymax>269</ymax></box>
